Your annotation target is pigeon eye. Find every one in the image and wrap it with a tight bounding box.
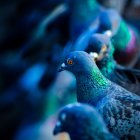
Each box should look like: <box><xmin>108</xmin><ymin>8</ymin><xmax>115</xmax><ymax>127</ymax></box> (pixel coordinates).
<box><xmin>67</xmin><ymin>59</ymin><xmax>73</xmax><ymax>65</ymax></box>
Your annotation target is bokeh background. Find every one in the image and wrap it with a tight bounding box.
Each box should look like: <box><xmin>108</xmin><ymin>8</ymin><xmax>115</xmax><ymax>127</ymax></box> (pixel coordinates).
<box><xmin>0</xmin><ymin>0</ymin><xmax>140</xmax><ymax>140</ymax></box>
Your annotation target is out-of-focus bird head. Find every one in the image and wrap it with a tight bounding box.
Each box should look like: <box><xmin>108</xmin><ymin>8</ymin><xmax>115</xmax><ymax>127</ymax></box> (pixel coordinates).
<box><xmin>88</xmin><ymin>33</ymin><xmax>110</xmax><ymax>53</ymax></box>
<box><xmin>53</xmin><ymin>103</ymin><xmax>115</xmax><ymax>140</ymax></box>
<box><xmin>58</xmin><ymin>51</ymin><xmax>96</xmax><ymax>74</ymax></box>
<box><xmin>98</xmin><ymin>10</ymin><xmax>120</xmax><ymax>36</ymax></box>
<box><xmin>88</xmin><ymin>34</ymin><xmax>115</xmax><ymax>61</ymax></box>
<box><xmin>53</xmin><ymin>103</ymin><xmax>101</xmax><ymax>136</ymax></box>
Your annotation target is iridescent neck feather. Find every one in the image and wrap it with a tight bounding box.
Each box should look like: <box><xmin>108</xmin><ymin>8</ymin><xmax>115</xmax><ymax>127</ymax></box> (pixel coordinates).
<box><xmin>75</xmin><ymin>62</ymin><xmax>110</xmax><ymax>105</ymax></box>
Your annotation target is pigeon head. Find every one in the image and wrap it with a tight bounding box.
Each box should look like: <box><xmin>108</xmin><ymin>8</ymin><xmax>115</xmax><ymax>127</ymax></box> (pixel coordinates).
<box><xmin>59</xmin><ymin>51</ymin><xmax>110</xmax><ymax>105</ymax></box>
<box><xmin>88</xmin><ymin>33</ymin><xmax>114</xmax><ymax>58</ymax></box>
<box><xmin>88</xmin><ymin>34</ymin><xmax>110</xmax><ymax>53</ymax></box>
<box><xmin>98</xmin><ymin>10</ymin><xmax>120</xmax><ymax>35</ymax></box>
<box><xmin>54</xmin><ymin>103</ymin><xmax>92</xmax><ymax>136</ymax></box>
<box><xmin>53</xmin><ymin>103</ymin><xmax>116</xmax><ymax>140</ymax></box>
<box><xmin>59</xmin><ymin>51</ymin><xmax>96</xmax><ymax>75</ymax></box>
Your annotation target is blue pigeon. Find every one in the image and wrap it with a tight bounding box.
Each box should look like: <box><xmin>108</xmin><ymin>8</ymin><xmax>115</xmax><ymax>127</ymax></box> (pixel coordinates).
<box><xmin>88</xmin><ymin>33</ymin><xmax>140</xmax><ymax>96</ymax></box>
<box><xmin>71</xmin><ymin>9</ymin><xmax>119</xmax><ymax>52</ymax></box>
<box><xmin>97</xmin><ymin>9</ymin><xmax>140</xmax><ymax>67</ymax></box>
<box><xmin>53</xmin><ymin>103</ymin><xmax>118</xmax><ymax>140</ymax></box>
<box><xmin>59</xmin><ymin>51</ymin><xmax>140</xmax><ymax>139</ymax></box>
<box><xmin>70</xmin><ymin>5</ymin><xmax>140</xmax><ymax>67</ymax></box>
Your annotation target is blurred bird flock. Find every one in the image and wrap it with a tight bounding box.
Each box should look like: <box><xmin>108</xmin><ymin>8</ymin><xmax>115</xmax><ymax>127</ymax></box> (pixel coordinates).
<box><xmin>1</xmin><ymin>0</ymin><xmax>140</xmax><ymax>140</ymax></box>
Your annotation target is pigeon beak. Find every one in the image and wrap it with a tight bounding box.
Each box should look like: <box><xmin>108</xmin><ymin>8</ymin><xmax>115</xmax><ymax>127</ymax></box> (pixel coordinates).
<box><xmin>58</xmin><ymin>63</ymin><xmax>67</xmax><ymax>72</ymax></box>
<box><xmin>53</xmin><ymin>121</ymin><xmax>62</xmax><ymax>135</ymax></box>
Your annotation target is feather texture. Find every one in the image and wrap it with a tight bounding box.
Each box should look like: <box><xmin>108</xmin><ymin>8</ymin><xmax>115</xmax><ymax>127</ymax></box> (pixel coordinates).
<box><xmin>59</xmin><ymin>51</ymin><xmax>140</xmax><ymax>139</ymax></box>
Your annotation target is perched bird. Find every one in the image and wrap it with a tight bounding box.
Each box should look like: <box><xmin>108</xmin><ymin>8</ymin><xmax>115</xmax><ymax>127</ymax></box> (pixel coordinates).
<box><xmin>97</xmin><ymin>9</ymin><xmax>140</xmax><ymax>67</ymax></box>
<box><xmin>70</xmin><ymin>5</ymin><xmax>140</xmax><ymax>67</ymax></box>
<box><xmin>59</xmin><ymin>51</ymin><xmax>140</xmax><ymax>139</ymax></box>
<box><xmin>88</xmin><ymin>33</ymin><xmax>140</xmax><ymax>96</ymax></box>
<box><xmin>53</xmin><ymin>103</ymin><xmax>117</xmax><ymax>140</ymax></box>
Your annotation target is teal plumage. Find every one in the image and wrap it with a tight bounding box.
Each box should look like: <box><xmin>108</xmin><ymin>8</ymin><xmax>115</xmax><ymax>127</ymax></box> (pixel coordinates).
<box><xmin>69</xmin><ymin>3</ymin><xmax>140</xmax><ymax>67</ymax></box>
<box><xmin>98</xmin><ymin>9</ymin><xmax>140</xmax><ymax>67</ymax></box>
<box><xmin>88</xmin><ymin>33</ymin><xmax>140</xmax><ymax>96</ymax></box>
<box><xmin>59</xmin><ymin>51</ymin><xmax>140</xmax><ymax>139</ymax></box>
<box><xmin>53</xmin><ymin>103</ymin><xmax>117</xmax><ymax>140</ymax></box>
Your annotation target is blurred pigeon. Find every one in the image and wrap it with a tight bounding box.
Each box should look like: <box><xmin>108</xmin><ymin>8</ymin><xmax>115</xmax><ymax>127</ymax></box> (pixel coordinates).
<box><xmin>88</xmin><ymin>33</ymin><xmax>140</xmax><ymax>95</ymax></box>
<box><xmin>70</xmin><ymin>5</ymin><xmax>140</xmax><ymax>67</ymax></box>
<box><xmin>70</xmin><ymin>9</ymin><xmax>119</xmax><ymax>52</ymax></box>
<box><xmin>59</xmin><ymin>51</ymin><xmax>140</xmax><ymax>139</ymax></box>
<box><xmin>53</xmin><ymin>103</ymin><xmax>117</xmax><ymax>140</ymax></box>
<box><xmin>98</xmin><ymin>9</ymin><xmax>140</xmax><ymax>67</ymax></box>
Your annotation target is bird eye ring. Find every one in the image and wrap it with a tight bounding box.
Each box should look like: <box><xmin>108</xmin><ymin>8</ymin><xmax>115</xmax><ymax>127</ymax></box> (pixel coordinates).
<box><xmin>67</xmin><ymin>59</ymin><xmax>73</xmax><ymax>65</ymax></box>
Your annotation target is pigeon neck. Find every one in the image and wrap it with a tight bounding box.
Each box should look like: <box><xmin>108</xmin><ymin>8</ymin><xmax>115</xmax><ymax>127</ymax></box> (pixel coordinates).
<box><xmin>98</xmin><ymin>57</ymin><xmax>116</xmax><ymax>77</ymax></box>
<box><xmin>69</xmin><ymin>131</ymin><xmax>94</xmax><ymax>140</ymax></box>
<box><xmin>68</xmin><ymin>122</ymin><xmax>95</xmax><ymax>140</ymax></box>
<box><xmin>76</xmin><ymin>68</ymin><xmax>109</xmax><ymax>87</ymax></box>
<box><xmin>112</xmin><ymin>20</ymin><xmax>131</xmax><ymax>51</ymax></box>
<box><xmin>97</xmin><ymin>43</ymin><xmax>116</xmax><ymax>76</ymax></box>
<box><xmin>70</xmin><ymin>132</ymin><xmax>84</xmax><ymax>140</ymax></box>
<box><xmin>76</xmin><ymin>65</ymin><xmax>110</xmax><ymax>105</ymax></box>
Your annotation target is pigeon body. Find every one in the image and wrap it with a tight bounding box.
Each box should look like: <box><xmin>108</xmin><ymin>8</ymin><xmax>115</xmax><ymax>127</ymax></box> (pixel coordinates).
<box><xmin>88</xmin><ymin>34</ymin><xmax>140</xmax><ymax>95</ymax></box>
<box><xmin>98</xmin><ymin>9</ymin><xmax>140</xmax><ymax>67</ymax></box>
<box><xmin>112</xmin><ymin>21</ymin><xmax>140</xmax><ymax>67</ymax></box>
<box><xmin>59</xmin><ymin>51</ymin><xmax>140</xmax><ymax>139</ymax></box>
<box><xmin>53</xmin><ymin>103</ymin><xmax>117</xmax><ymax>140</ymax></box>
<box><xmin>71</xmin><ymin>3</ymin><xmax>140</xmax><ymax>67</ymax></box>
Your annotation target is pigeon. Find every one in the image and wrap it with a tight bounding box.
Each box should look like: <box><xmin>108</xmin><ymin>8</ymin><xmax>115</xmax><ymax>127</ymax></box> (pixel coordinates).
<box><xmin>59</xmin><ymin>51</ymin><xmax>140</xmax><ymax>139</ymax></box>
<box><xmin>70</xmin><ymin>5</ymin><xmax>140</xmax><ymax>67</ymax></box>
<box><xmin>88</xmin><ymin>33</ymin><xmax>140</xmax><ymax>96</ymax></box>
<box><xmin>53</xmin><ymin>103</ymin><xmax>117</xmax><ymax>140</ymax></box>
<box><xmin>97</xmin><ymin>9</ymin><xmax>140</xmax><ymax>67</ymax></box>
